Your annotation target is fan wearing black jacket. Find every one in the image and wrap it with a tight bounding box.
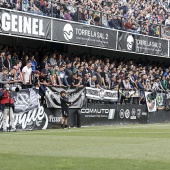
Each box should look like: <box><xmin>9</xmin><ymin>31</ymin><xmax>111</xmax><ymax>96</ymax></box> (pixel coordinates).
<box><xmin>60</xmin><ymin>91</ymin><xmax>72</xmax><ymax>129</ymax></box>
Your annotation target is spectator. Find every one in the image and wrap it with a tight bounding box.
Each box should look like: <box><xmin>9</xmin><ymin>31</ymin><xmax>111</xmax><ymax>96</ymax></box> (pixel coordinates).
<box><xmin>73</xmin><ymin>7</ymin><xmax>83</xmax><ymax>22</ymax></box>
<box><xmin>65</xmin><ymin>61</ymin><xmax>73</xmax><ymax>78</ymax></box>
<box><xmin>53</xmin><ymin>5</ymin><xmax>61</xmax><ymax>18</ymax></box>
<box><xmin>87</xmin><ymin>75</ymin><xmax>100</xmax><ymax>88</ymax></box>
<box><xmin>68</xmin><ymin>73</ymin><xmax>77</xmax><ymax>86</ymax></box>
<box><xmin>120</xmin><ymin>77</ymin><xmax>132</xmax><ymax>104</ymax></box>
<box><xmin>49</xmin><ymin>53</ymin><xmax>57</xmax><ymax>67</ymax></box>
<box><xmin>30</xmin><ymin>55</ymin><xmax>37</xmax><ymax>71</ymax></box>
<box><xmin>94</xmin><ymin>66</ymin><xmax>103</xmax><ymax>87</ymax></box>
<box><xmin>80</xmin><ymin>9</ymin><xmax>88</xmax><ymax>24</ymax></box>
<box><xmin>161</xmin><ymin>76</ymin><xmax>168</xmax><ymax>91</ymax></box>
<box><xmin>21</xmin><ymin>54</ymin><xmax>29</xmax><ymax>70</ymax></box>
<box><xmin>32</xmin><ymin>70</ymin><xmax>40</xmax><ymax>87</ymax></box>
<box><xmin>3</xmin><ymin>52</ymin><xmax>12</xmax><ymax>71</ymax></box>
<box><xmin>110</xmin><ymin>75</ymin><xmax>117</xmax><ymax>90</ymax></box>
<box><xmin>109</xmin><ymin>15</ymin><xmax>121</xmax><ymax>29</ymax></box>
<box><xmin>11</xmin><ymin>51</ymin><xmax>18</xmax><ymax>67</ymax></box>
<box><xmin>64</xmin><ymin>9</ymin><xmax>72</xmax><ymax>20</ymax></box>
<box><xmin>83</xmin><ymin>73</ymin><xmax>90</xmax><ymax>86</ymax></box>
<box><xmin>152</xmin><ymin>77</ymin><xmax>163</xmax><ymax>91</ymax></box>
<box><xmin>57</xmin><ymin>54</ymin><xmax>64</xmax><ymax>66</ymax></box>
<box><xmin>28</xmin><ymin>0</ymin><xmax>43</xmax><ymax>15</ymax></box>
<box><xmin>165</xmin><ymin>15</ymin><xmax>170</xmax><ymax>26</ymax></box>
<box><xmin>0</xmin><ymin>51</ymin><xmax>4</xmax><ymax>78</ymax></box>
<box><xmin>39</xmin><ymin>70</ymin><xmax>50</xmax><ymax>104</ymax></box>
<box><xmin>13</xmin><ymin>60</ymin><xmax>23</xmax><ymax>82</ymax></box>
<box><xmin>51</xmin><ymin>64</ymin><xmax>60</xmax><ymax>86</ymax></box>
<box><xmin>101</xmin><ymin>66</ymin><xmax>110</xmax><ymax>89</ymax></box>
<box><xmin>77</xmin><ymin>66</ymin><xmax>83</xmax><ymax>77</ymax></box>
<box><xmin>58</xmin><ymin>65</ymin><xmax>69</xmax><ymax>86</ymax></box>
<box><xmin>0</xmin><ymin>68</ymin><xmax>9</xmax><ymax>82</ymax></box>
<box><xmin>40</xmin><ymin>55</ymin><xmax>48</xmax><ymax>70</ymax></box>
<box><xmin>41</xmin><ymin>63</ymin><xmax>52</xmax><ymax>84</ymax></box>
<box><xmin>88</xmin><ymin>64</ymin><xmax>94</xmax><ymax>77</ymax></box>
<box><xmin>22</xmin><ymin>60</ymin><xmax>32</xmax><ymax>87</ymax></box>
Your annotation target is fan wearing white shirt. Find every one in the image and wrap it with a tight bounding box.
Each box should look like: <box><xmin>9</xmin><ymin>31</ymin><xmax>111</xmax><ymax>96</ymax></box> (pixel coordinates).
<box><xmin>22</xmin><ymin>61</ymin><xmax>32</xmax><ymax>85</ymax></box>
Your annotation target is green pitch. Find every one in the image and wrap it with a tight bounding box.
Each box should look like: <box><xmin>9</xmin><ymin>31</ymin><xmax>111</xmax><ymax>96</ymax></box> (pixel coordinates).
<box><xmin>0</xmin><ymin>124</ymin><xmax>170</xmax><ymax>170</ymax></box>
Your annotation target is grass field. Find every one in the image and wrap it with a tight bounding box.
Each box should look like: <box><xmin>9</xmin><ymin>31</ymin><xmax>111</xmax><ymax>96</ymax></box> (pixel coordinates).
<box><xmin>0</xmin><ymin>124</ymin><xmax>170</xmax><ymax>170</ymax></box>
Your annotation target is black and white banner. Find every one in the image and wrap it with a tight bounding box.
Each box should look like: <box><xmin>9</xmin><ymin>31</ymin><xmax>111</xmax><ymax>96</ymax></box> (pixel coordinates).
<box><xmin>119</xmin><ymin>89</ymin><xmax>140</xmax><ymax>98</ymax></box>
<box><xmin>12</xmin><ymin>88</ymin><xmax>39</xmax><ymax>113</ymax></box>
<box><xmin>117</xmin><ymin>31</ymin><xmax>168</xmax><ymax>57</ymax></box>
<box><xmin>0</xmin><ymin>8</ymin><xmax>51</xmax><ymax>39</ymax></box>
<box><xmin>45</xmin><ymin>87</ymin><xmax>85</xmax><ymax>108</ymax></box>
<box><xmin>86</xmin><ymin>87</ymin><xmax>118</xmax><ymax>101</ymax></box>
<box><xmin>145</xmin><ymin>92</ymin><xmax>157</xmax><ymax>112</ymax></box>
<box><xmin>52</xmin><ymin>20</ymin><xmax>117</xmax><ymax>50</ymax></box>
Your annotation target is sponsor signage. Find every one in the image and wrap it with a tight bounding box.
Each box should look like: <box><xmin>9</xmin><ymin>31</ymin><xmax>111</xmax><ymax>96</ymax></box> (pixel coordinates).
<box><xmin>118</xmin><ymin>32</ymin><xmax>135</xmax><ymax>52</ymax></box>
<box><xmin>117</xmin><ymin>31</ymin><xmax>168</xmax><ymax>57</ymax></box>
<box><xmin>80</xmin><ymin>107</ymin><xmax>116</xmax><ymax>126</ymax></box>
<box><xmin>0</xmin><ymin>106</ymin><xmax>48</xmax><ymax>130</ymax></box>
<box><xmin>118</xmin><ymin>105</ymin><xmax>147</xmax><ymax>121</ymax></box>
<box><xmin>53</xmin><ymin>20</ymin><xmax>117</xmax><ymax>50</ymax></box>
<box><xmin>44</xmin><ymin>108</ymin><xmax>78</xmax><ymax>127</ymax></box>
<box><xmin>81</xmin><ymin>108</ymin><xmax>115</xmax><ymax>120</ymax></box>
<box><xmin>48</xmin><ymin>115</ymin><xmax>61</xmax><ymax>123</ymax></box>
<box><xmin>0</xmin><ymin>107</ymin><xmax>78</xmax><ymax>131</ymax></box>
<box><xmin>0</xmin><ymin>9</ymin><xmax>51</xmax><ymax>39</ymax></box>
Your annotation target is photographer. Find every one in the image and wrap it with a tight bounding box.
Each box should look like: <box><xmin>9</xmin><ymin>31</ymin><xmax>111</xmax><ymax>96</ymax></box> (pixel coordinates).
<box><xmin>0</xmin><ymin>84</ymin><xmax>16</xmax><ymax>132</ymax></box>
<box><xmin>60</xmin><ymin>91</ymin><xmax>72</xmax><ymax>129</ymax></box>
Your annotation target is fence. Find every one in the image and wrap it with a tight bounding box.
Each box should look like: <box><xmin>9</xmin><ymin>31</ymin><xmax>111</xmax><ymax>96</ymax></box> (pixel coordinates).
<box><xmin>0</xmin><ymin>8</ymin><xmax>169</xmax><ymax>58</ymax></box>
<box><xmin>0</xmin><ymin>80</ymin><xmax>170</xmax><ymax>111</ymax></box>
<box><xmin>44</xmin><ymin>86</ymin><xmax>170</xmax><ymax>112</ymax></box>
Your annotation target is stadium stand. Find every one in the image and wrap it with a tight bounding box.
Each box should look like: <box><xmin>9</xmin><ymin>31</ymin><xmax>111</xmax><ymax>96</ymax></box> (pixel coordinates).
<box><xmin>0</xmin><ymin>45</ymin><xmax>170</xmax><ymax>105</ymax></box>
<box><xmin>1</xmin><ymin>0</ymin><xmax>170</xmax><ymax>38</ymax></box>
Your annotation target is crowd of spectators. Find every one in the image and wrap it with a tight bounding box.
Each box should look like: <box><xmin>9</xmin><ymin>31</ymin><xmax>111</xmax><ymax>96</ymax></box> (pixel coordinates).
<box><xmin>0</xmin><ymin>45</ymin><xmax>170</xmax><ymax>104</ymax></box>
<box><xmin>1</xmin><ymin>0</ymin><xmax>170</xmax><ymax>38</ymax></box>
